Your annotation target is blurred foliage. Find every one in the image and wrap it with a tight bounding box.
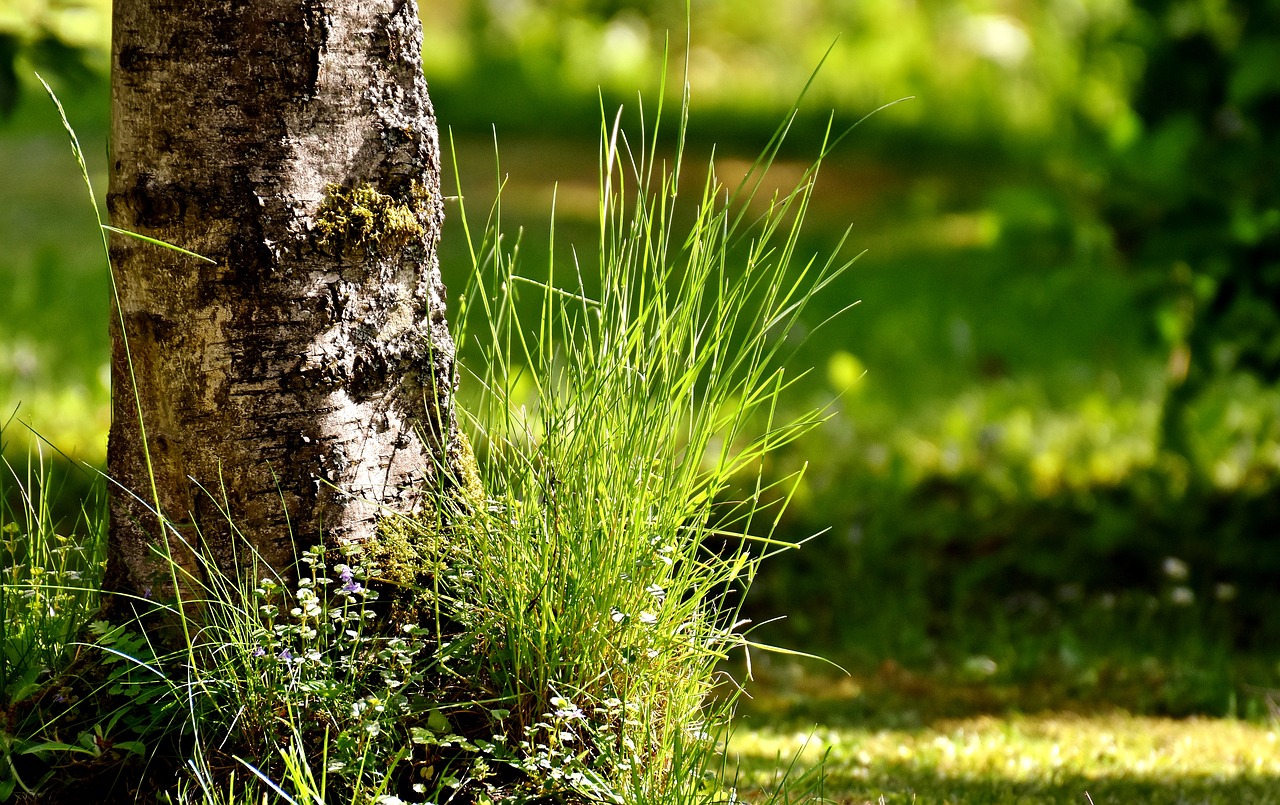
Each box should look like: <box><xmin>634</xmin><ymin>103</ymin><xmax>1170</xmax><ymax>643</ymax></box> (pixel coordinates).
<box><xmin>0</xmin><ymin>0</ymin><xmax>109</xmax><ymax>116</ymax></box>
<box><xmin>423</xmin><ymin>0</ymin><xmax>1144</xmax><ymax>153</ymax></box>
<box><xmin>426</xmin><ymin>0</ymin><xmax>1280</xmax><ymax>467</ymax></box>
<box><xmin>1096</xmin><ymin>0</ymin><xmax>1280</xmax><ymax>463</ymax></box>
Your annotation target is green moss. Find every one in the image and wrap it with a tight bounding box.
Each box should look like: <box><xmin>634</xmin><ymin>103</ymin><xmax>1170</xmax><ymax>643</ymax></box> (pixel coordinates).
<box><xmin>314</xmin><ymin>182</ymin><xmax>428</xmax><ymax>258</ymax></box>
<box><xmin>367</xmin><ymin>511</ymin><xmax>432</xmax><ymax>585</ymax></box>
<box><xmin>363</xmin><ymin>431</ymin><xmax>486</xmax><ymax>620</ymax></box>
<box><xmin>449</xmin><ymin>430</ymin><xmax>486</xmax><ymax>513</ymax></box>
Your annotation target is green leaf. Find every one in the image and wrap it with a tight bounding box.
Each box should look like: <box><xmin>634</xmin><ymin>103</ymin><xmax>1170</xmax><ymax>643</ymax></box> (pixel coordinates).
<box><xmin>427</xmin><ymin>709</ymin><xmax>451</xmax><ymax>735</ymax></box>
<box><xmin>113</xmin><ymin>741</ymin><xmax>146</xmax><ymax>757</ymax></box>
<box><xmin>7</xmin><ymin>679</ymin><xmax>45</xmax><ymax>706</ymax></box>
<box><xmin>101</xmin><ymin>224</ymin><xmax>218</xmax><ymax>264</ymax></box>
<box><xmin>19</xmin><ymin>740</ymin><xmax>92</xmax><ymax>756</ymax></box>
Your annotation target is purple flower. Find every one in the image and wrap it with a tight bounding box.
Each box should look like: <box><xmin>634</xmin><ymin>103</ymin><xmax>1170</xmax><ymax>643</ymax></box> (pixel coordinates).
<box><xmin>278</xmin><ymin>649</ymin><xmax>292</xmax><ymax>663</ymax></box>
<box><xmin>252</xmin><ymin>646</ymin><xmax>266</xmax><ymax>658</ymax></box>
<box><xmin>339</xmin><ymin>566</ymin><xmax>364</xmax><ymax>594</ymax></box>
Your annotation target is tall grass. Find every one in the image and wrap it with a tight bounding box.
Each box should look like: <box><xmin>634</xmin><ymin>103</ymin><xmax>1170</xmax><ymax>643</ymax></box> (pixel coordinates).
<box><xmin>0</xmin><ymin>442</ymin><xmax>105</xmax><ymax>715</ymax></box>
<box><xmin>434</xmin><ymin>70</ymin><xmax>855</xmax><ymax>798</ymax></box>
<box><xmin>0</xmin><ymin>439</ymin><xmax>107</xmax><ymax>800</ymax></box>
<box><xmin>1</xmin><ymin>69</ymin><xmax>852</xmax><ymax>802</ymax></box>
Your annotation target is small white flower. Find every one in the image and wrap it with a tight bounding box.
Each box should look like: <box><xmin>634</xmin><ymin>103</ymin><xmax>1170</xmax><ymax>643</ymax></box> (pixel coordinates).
<box><xmin>639</xmin><ymin>611</ymin><xmax>658</xmax><ymax>626</ymax></box>
<box><xmin>1170</xmin><ymin>586</ymin><xmax>1195</xmax><ymax>606</ymax></box>
<box><xmin>1162</xmin><ymin>556</ymin><xmax>1190</xmax><ymax>581</ymax></box>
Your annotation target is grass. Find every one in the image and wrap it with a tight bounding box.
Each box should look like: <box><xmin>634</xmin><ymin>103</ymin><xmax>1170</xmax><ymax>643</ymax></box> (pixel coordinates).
<box><xmin>6</xmin><ymin>72</ymin><xmax>1280</xmax><ymax>686</ymax></box>
<box><xmin>0</xmin><ymin>448</ymin><xmax>105</xmax><ymax>710</ymax></box>
<box><xmin>6</xmin><ymin>454</ymin><xmax>1279</xmax><ymax>803</ymax></box>
<box><xmin>725</xmin><ymin>661</ymin><xmax>1280</xmax><ymax>803</ymax></box>
<box><xmin>731</xmin><ymin>707</ymin><xmax>1280</xmax><ymax>803</ymax></box>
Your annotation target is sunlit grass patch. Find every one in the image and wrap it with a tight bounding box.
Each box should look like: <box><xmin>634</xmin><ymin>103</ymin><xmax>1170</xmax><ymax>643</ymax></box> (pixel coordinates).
<box><xmin>730</xmin><ymin>711</ymin><xmax>1280</xmax><ymax>804</ymax></box>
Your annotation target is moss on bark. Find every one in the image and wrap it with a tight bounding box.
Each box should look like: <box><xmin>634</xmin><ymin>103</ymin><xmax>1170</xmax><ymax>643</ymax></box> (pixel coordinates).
<box><xmin>313</xmin><ymin>182</ymin><xmax>431</xmax><ymax>258</ymax></box>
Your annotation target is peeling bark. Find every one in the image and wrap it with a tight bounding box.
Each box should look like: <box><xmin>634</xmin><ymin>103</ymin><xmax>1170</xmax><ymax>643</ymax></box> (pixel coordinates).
<box><xmin>106</xmin><ymin>0</ymin><xmax>462</xmax><ymax>597</ymax></box>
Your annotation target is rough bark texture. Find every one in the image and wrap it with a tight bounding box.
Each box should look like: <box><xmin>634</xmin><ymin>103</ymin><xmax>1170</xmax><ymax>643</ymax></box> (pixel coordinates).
<box><xmin>106</xmin><ymin>0</ymin><xmax>463</xmax><ymax>596</ymax></box>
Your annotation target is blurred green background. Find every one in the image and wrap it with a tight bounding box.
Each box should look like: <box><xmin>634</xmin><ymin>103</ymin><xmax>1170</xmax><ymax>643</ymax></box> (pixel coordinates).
<box><xmin>3</xmin><ymin>0</ymin><xmax>1279</xmax><ymax>713</ymax></box>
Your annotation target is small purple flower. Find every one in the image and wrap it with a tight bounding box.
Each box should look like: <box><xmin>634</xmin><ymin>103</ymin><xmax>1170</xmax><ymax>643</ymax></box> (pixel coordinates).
<box><xmin>278</xmin><ymin>648</ymin><xmax>292</xmax><ymax>663</ymax></box>
<box><xmin>252</xmin><ymin>646</ymin><xmax>266</xmax><ymax>658</ymax></box>
<box><xmin>142</xmin><ymin>585</ymin><xmax>153</xmax><ymax>600</ymax></box>
<box><xmin>339</xmin><ymin>566</ymin><xmax>364</xmax><ymax>594</ymax></box>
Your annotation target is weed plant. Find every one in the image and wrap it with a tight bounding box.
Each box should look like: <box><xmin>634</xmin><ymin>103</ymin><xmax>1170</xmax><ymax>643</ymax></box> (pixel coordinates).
<box><xmin>1</xmin><ymin>68</ymin><xmax>849</xmax><ymax>803</ymax></box>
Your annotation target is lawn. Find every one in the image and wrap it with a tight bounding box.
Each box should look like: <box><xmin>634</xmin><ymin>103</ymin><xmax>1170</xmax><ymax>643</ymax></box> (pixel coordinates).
<box><xmin>722</xmin><ymin>661</ymin><xmax>1280</xmax><ymax>803</ymax></box>
<box><xmin>732</xmin><ymin>708</ymin><xmax>1280</xmax><ymax>803</ymax></box>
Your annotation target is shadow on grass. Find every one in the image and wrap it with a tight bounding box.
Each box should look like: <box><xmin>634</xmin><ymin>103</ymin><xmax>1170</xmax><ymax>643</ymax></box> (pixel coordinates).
<box><xmin>733</xmin><ymin>655</ymin><xmax>1280</xmax><ymax>732</ymax></box>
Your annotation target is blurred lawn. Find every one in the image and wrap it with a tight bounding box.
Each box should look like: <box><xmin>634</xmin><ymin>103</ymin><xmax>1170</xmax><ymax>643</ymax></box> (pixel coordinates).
<box><xmin>0</xmin><ymin>83</ymin><xmax>109</xmax><ymax>460</ymax></box>
<box><xmin>730</xmin><ymin>706</ymin><xmax>1280</xmax><ymax>804</ymax></box>
<box><xmin>4</xmin><ymin>0</ymin><xmax>1280</xmax><ymax>715</ymax></box>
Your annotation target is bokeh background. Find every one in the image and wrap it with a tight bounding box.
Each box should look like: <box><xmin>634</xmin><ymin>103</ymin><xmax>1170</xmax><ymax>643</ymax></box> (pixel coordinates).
<box><xmin>3</xmin><ymin>0</ymin><xmax>1279</xmax><ymax>714</ymax></box>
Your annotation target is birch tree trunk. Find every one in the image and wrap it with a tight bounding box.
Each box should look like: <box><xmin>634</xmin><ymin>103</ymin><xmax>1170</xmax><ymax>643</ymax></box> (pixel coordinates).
<box><xmin>106</xmin><ymin>0</ymin><xmax>465</xmax><ymax>598</ymax></box>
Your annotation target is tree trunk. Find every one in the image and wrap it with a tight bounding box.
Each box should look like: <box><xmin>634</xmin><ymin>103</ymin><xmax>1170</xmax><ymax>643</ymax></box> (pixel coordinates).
<box><xmin>106</xmin><ymin>0</ymin><xmax>464</xmax><ymax>599</ymax></box>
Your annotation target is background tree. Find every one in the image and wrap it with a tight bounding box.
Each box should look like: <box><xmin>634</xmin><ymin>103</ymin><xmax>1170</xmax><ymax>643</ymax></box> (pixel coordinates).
<box><xmin>106</xmin><ymin>0</ymin><xmax>470</xmax><ymax>602</ymax></box>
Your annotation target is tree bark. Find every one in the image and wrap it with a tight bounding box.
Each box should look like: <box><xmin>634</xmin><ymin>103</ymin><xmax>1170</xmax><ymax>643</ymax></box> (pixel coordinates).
<box><xmin>106</xmin><ymin>0</ymin><xmax>463</xmax><ymax>598</ymax></box>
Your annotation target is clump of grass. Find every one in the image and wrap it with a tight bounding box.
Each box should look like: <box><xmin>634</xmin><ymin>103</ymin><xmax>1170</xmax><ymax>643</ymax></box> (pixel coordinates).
<box><xmin>180</xmin><ymin>72</ymin><xmax>851</xmax><ymax>800</ymax></box>
<box><xmin>415</xmin><ymin>73</ymin><xmax>856</xmax><ymax>799</ymax></box>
